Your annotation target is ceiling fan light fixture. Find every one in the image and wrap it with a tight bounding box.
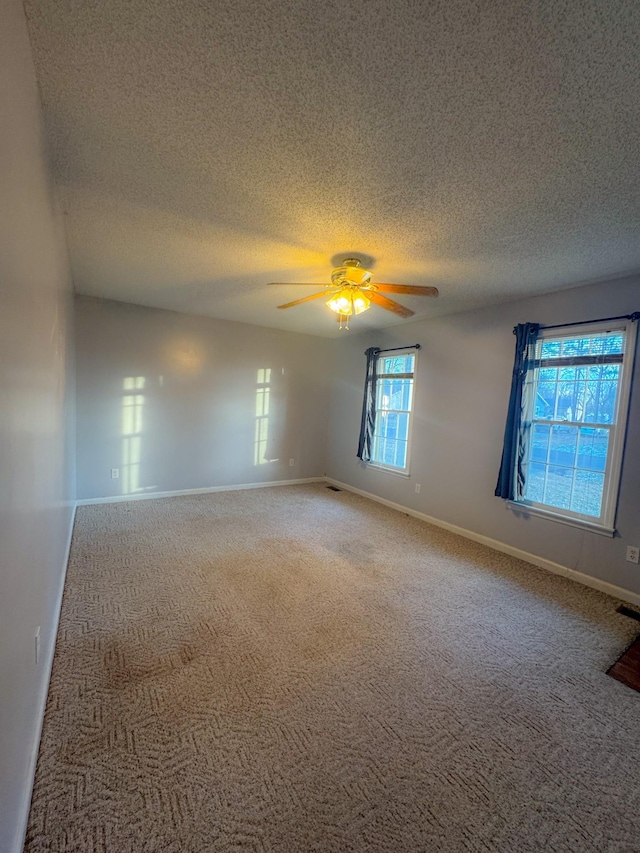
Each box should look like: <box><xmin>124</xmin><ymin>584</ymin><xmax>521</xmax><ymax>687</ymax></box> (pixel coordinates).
<box><xmin>352</xmin><ymin>292</ymin><xmax>370</xmax><ymax>314</ymax></box>
<box><xmin>327</xmin><ymin>287</ymin><xmax>371</xmax><ymax>316</ymax></box>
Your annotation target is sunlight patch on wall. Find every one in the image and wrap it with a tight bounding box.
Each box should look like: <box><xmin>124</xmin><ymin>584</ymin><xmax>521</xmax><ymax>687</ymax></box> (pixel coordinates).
<box><xmin>122</xmin><ymin>376</ymin><xmax>145</xmax><ymax>494</ymax></box>
<box><xmin>255</xmin><ymin>368</ymin><xmax>275</xmax><ymax>466</ymax></box>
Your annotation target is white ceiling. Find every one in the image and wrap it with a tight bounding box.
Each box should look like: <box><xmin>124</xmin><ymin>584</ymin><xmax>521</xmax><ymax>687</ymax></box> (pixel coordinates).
<box><xmin>24</xmin><ymin>0</ymin><xmax>640</xmax><ymax>337</ymax></box>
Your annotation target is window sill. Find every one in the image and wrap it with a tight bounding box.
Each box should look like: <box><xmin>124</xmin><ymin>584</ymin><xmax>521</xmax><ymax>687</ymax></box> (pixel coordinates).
<box><xmin>364</xmin><ymin>462</ymin><xmax>411</xmax><ymax>479</ymax></box>
<box><xmin>506</xmin><ymin>501</ymin><xmax>615</xmax><ymax>537</ymax></box>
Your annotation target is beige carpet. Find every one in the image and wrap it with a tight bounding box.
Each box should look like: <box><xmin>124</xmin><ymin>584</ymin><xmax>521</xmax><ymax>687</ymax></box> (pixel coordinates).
<box><xmin>26</xmin><ymin>484</ymin><xmax>640</xmax><ymax>852</ymax></box>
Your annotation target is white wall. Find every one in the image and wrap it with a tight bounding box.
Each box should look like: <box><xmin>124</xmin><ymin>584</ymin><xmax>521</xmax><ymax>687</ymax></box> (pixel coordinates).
<box><xmin>0</xmin><ymin>0</ymin><xmax>76</xmax><ymax>850</ymax></box>
<box><xmin>75</xmin><ymin>296</ymin><xmax>331</xmax><ymax>500</ymax></box>
<box><xmin>326</xmin><ymin>274</ymin><xmax>640</xmax><ymax>599</ymax></box>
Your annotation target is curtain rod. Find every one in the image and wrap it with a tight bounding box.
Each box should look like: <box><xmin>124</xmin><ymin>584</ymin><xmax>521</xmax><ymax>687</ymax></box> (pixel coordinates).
<box><xmin>513</xmin><ymin>312</ymin><xmax>640</xmax><ymax>335</ymax></box>
<box><xmin>368</xmin><ymin>344</ymin><xmax>422</xmax><ymax>354</ymax></box>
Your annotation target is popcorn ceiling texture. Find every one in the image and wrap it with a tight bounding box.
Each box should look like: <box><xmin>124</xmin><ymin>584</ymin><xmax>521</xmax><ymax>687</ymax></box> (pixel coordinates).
<box><xmin>23</xmin><ymin>0</ymin><xmax>640</xmax><ymax>337</ymax></box>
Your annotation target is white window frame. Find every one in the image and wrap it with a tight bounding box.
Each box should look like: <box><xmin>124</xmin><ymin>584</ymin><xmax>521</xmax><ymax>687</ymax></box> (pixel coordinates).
<box><xmin>509</xmin><ymin>318</ymin><xmax>637</xmax><ymax>535</ymax></box>
<box><xmin>368</xmin><ymin>349</ymin><xmax>417</xmax><ymax>476</ymax></box>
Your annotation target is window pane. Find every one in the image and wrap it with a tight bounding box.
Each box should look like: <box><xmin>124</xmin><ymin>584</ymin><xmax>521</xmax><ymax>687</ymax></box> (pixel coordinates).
<box><xmin>402</xmin><ymin>380</ymin><xmax>413</xmax><ymax>410</ymax></box>
<box><xmin>560</xmin><ymin>338</ymin><xmax>581</xmax><ymax>358</ymax></box>
<box><xmin>385</xmin><ymin>411</ymin><xmax>399</xmax><ymax>437</ymax></box>
<box><xmin>570</xmin><ymin>471</ymin><xmax>604</xmax><ymax>517</ymax></box>
<box><xmin>381</xmin><ymin>354</ymin><xmax>414</xmax><ymax>374</ymax></box>
<box><xmin>378</xmin><ymin>379</ymin><xmax>392</xmax><ymax>408</ymax></box>
<box><xmin>575</xmin><ymin>337</ymin><xmax>593</xmax><ymax>356</ymax></box>
<box><xmin>595</xmin><ymin>370</ymin><xmax>619</xmax><ymax>423</ymax></box>
<box><xmin>549</xmin><ymin>425</ymin><xmax>577</xmax><ymax>468</ymax></box>
<box><xmin>535</xmin><ymin>382</ymin><xmax>557</xmax><ymax>419</ymax></box>
<box><xmin>377</xmin><ymin>412</ymin><xmax>391</xmax><ymax>438</ymax></box>
<box><xmin>543</xmin><ymin>332</ymin><xmax>624</xmax><ymax>358</ymax></box>
<box><xmin>576</xmin><ymin>428</ymin><xmax>609</xmax><ymax>473</ymax></box>
<box><xmin>392</xmin><ymin>440</ymin><xmax>408</xmax><ymax>468</ymax></box>
<box><xmin>524</xmin><ymin>462</ymin><xmax>546</xmax><ymax>503</ymax></box>
<box><xmin>591</xmin><ymin>334</ymin><xmax>623</xmax><ymax>355</ymax></box>
<box><xmin>584</xmin><ymin>376</ymin><xmax>600</xmax><ymax>422</ymax></box>
<box><xmin>556</xmin><ymin>378</ymin><xmax>582</xmax><ymax>422</ymax></box>
<box><xmin>540</xmin><ymin>339</ymin><xmax>561</xmax><ymax>358</ymax></box>
<box><xmin>543</xmin><ymin>465</ymin><xmax>573</xmax><ymax>510</ymax></box>
<box><xmin>596</xmin><ymin>382</ymin><xmax>617</xmax><ymax>423</ymax></box>
<box><xmin>558</xmin><ymin>366</ymin><xmax>578</xmax><ymax>381</ymax></box>
<box><xmin>531</xmin><ymin>423</ymin><xmax>550</xmax><ymax>462</ymax></box>
<box><xmin>379</xmin><ymin>438</ymin><xmax>400</xmax><ymax>466</ymax></box>
<box><xmin>389</xmin><ymin>380</ymin><xmax>405</xmax><ymax>409</ymax></box>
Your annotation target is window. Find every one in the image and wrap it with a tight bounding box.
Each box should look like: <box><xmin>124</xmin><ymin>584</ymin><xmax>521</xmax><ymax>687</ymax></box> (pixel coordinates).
<box><xmin>370</xmin><ymin>351</ymin><xmax>416</xmax><ymax>472</ymax></box>
<box><xmin>515</xmin><ymin>319</ymin><xmax>637</xmax><ymax>533</ymax></box>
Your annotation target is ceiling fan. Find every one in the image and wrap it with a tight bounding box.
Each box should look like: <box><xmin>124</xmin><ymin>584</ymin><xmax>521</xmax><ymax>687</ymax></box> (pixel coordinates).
<box><xmin>268</xmin><ymin>258</ymin><xmax>438</xmax><ymax>328</ymax></box>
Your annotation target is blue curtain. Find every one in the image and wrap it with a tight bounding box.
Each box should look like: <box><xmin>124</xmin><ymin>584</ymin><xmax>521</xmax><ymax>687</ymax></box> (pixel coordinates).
<box><xmin>357</xmin><ymin>347</ymin><xmax>381</xmax><ymax>461</ymax></box>
<box><xmin>495</xmin><ymin>323</ymin><xmax>540</xmax><ymax>500</ymax></box>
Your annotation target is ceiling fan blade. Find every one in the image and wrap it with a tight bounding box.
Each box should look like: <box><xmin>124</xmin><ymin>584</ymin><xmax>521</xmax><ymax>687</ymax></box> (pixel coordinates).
<box><xmin>268</xmin><ymin>282</ymin><xmax>328</xmax><ymax>287</ymax></box>
<box><xmin>277</xmin><ymin>289</ymin><xmax>336</xmax><ymax>309</ymax></box>
<box><xmin>374</xmin><ymin>284</ymin><xmax>439</xmax><ymax>297</ymax></box>
<box><xmin>368</xmin><ymin>291</ymin><xmax>414</xmax><ymax>318</ymax></box>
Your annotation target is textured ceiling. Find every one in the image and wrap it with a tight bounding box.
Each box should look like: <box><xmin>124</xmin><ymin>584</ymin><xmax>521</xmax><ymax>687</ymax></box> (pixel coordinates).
<box><xmin>24</xmin><ymin>0</ymin><xmax>640</xmax><ymax>337</ymax></box>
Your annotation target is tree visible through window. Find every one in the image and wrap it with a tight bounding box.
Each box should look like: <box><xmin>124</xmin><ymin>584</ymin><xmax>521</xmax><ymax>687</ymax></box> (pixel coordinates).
<box><xmin>371</xmin><ymin>352</ymin><xmax>416</xmax><ymax>472</ymax></box>
<box><xmin>518</xmin><ymin>320</ymin><xmax>636</xmax><ymax>531</ymax></box>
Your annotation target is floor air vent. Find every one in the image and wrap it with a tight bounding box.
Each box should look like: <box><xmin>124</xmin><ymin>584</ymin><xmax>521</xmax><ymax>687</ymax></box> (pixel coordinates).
<box><xmin>326</xmin><ymin>485</ymin><xmax>342</xmax><ymax>492</ymax></box>
<box><xmin>617</xmin><ymin>605</ymin><xmax>640</xmax><ymax>623</ymax></box>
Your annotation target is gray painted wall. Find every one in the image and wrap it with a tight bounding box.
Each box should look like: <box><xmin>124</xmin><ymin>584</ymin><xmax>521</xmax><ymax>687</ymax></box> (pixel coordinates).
<box><xmin>326</xmin><ymin>274</ymin><xmax>640</xmax><ymax>598</ymax></box>
<box><xmin>0</xmin><ymin>1</ymin><xmax>76</xmax><ymax>850</ymax></box>
<box><xmin>75</xmin><ymin>296</ymin><xmax>331</xmax><ymax>500</ymax></box>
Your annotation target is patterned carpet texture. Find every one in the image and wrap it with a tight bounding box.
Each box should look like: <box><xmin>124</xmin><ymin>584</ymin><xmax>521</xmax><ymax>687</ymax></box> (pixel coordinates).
<box><xmin>26</xmin><ymin>484</ymin><xmax>640</xmax><ymax>852</ymax></box>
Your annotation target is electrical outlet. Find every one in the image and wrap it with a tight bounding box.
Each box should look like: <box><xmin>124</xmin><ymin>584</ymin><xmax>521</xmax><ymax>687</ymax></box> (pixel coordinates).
<box><xmin>289</xmin><ymin>458</ymin><xmax>295</xmax><ymax>467</ymax></box>
<box><xmin>626</xmin><ymin>546</ymin><xmax>640</xmax><ymax>564</ymax></box>
<box><xmin>415</xmin><ymin>483</ymin><xmax>421</xmax><ymax>494</ymax></box>
<box><xmin>35</xmin><ymin>626</ymin><xmax>40</xmax><ymax>665</ymax></box>
<box><xmin>111</xmin><ymin>468</ymin><xmax>119</xmax><ymax>479</ymax></box>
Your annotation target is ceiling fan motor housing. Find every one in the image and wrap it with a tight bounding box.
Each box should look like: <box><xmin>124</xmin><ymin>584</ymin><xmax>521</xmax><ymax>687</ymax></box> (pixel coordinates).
<box><xmin>331</xmin><ymin>258</ymin><xmax>373</xmax><ymax>288</ymax></box>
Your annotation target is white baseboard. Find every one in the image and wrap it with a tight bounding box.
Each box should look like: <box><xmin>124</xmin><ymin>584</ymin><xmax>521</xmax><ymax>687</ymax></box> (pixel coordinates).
<box><xmin>16</xmin><ymin>501</ymin><xmax>77</xmax><ymax>853</ymax></box>
<box><xmin>326</xmin><ymin>478</ymin><xmax>640</xmax><ymax>608</ymax></box>
<box><xmin>76</xmin><ymin>477</ymin><xmax>325</xmax><ymax>506</ymax></box>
